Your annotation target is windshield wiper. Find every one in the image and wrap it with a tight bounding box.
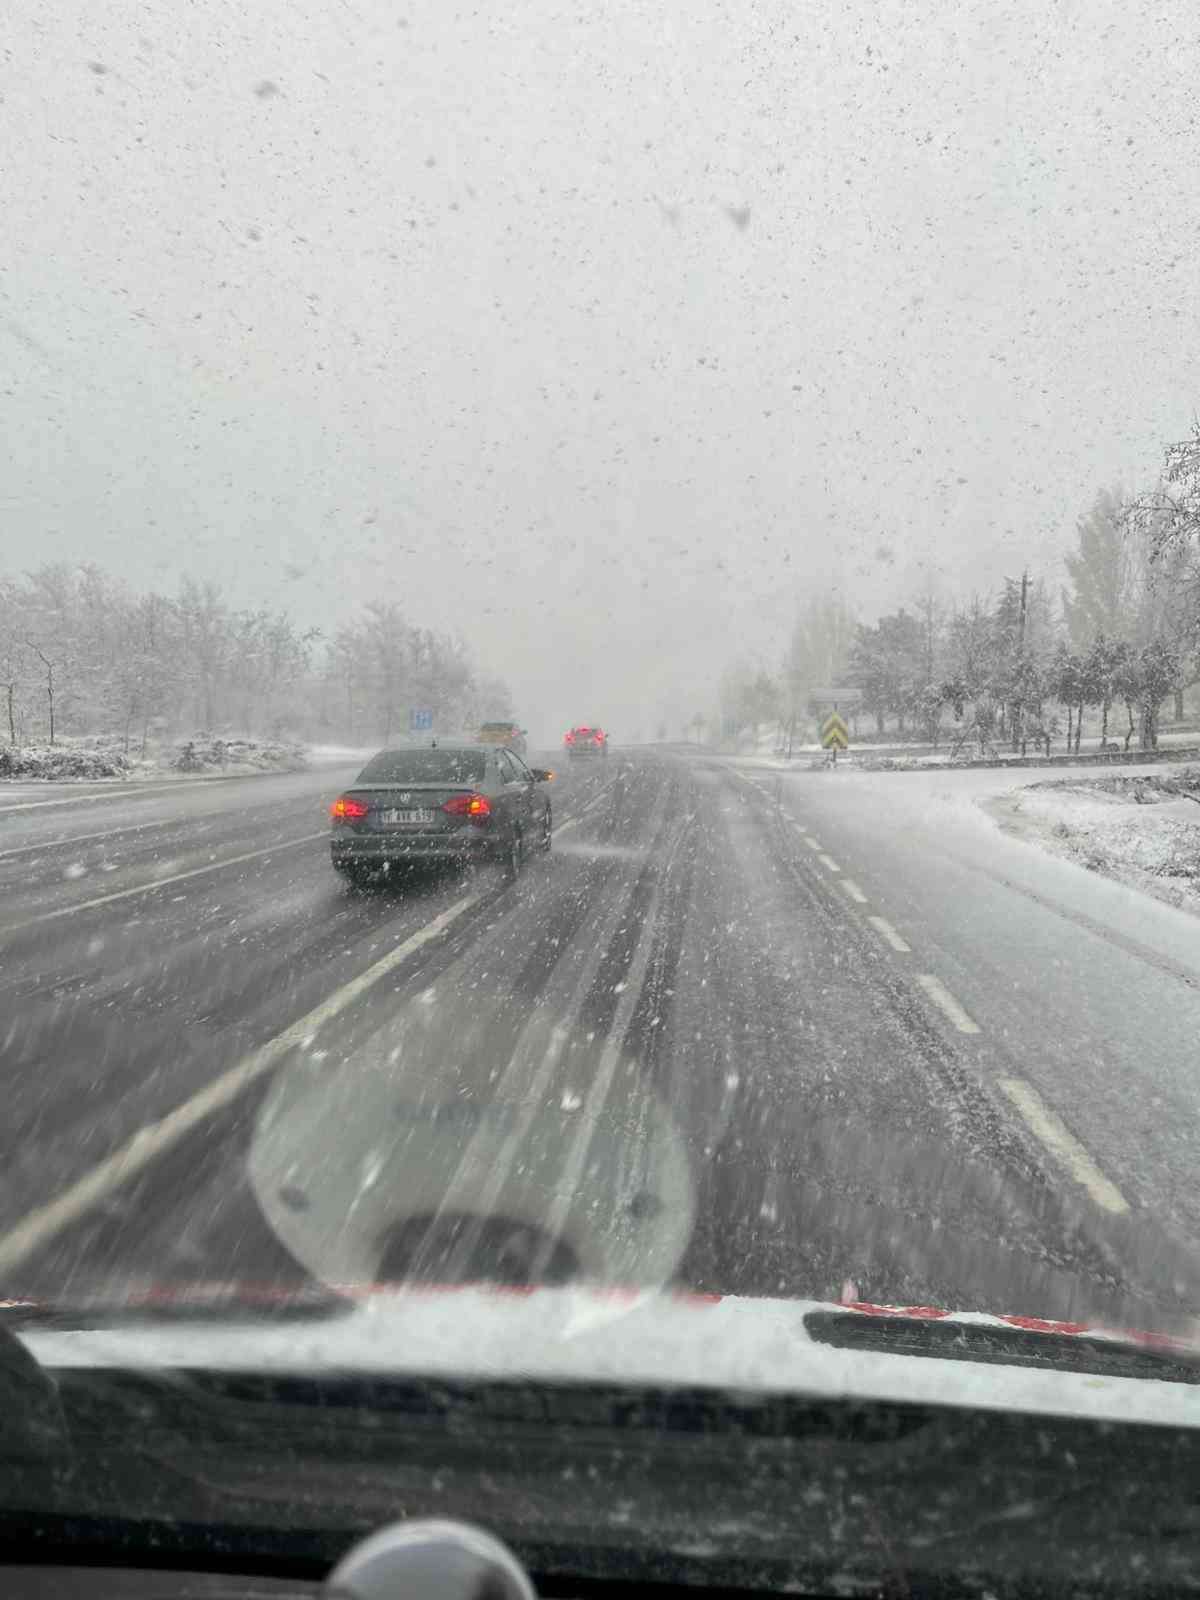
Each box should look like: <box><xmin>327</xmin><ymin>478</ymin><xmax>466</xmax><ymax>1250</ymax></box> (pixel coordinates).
<box><xmin>805</xmin><ymin>1308</ymin><xmax>1200</xmax><ymax>1385</ymax></box>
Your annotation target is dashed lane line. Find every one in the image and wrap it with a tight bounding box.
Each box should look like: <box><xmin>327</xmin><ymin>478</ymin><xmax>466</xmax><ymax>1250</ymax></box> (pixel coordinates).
<box><xmin>1</xmin><ymin>833</ymin><xmax>327</xmax><ymax>931</ymax></box>
<box><xmin>867</xmin><ymin>916</ymin><xmax>911</xmax><ymax>953</ymax></box>
<box><xmin>997</xmin><ymin>1076</ymin><xmax>1131</xmax><ymax>1216</ymax></box>
<box><xmin>0</xmin><ymin>890</ymin><xmax>487</xmax><ymax>1272</ymax></box>
<box><xmin>915</xmin><ymin>973</ymin><xmax>982</xmax><ymax>1035</ymax></box>
<box><xmin>818</xmin><ymin>853</ymin><xmax>841</xmax><ymax>873</ymax></box>
<box><xmin>781</xmin><ymin>822</ymin><xmax>1125</xmax><ymax>1217</ymax></box>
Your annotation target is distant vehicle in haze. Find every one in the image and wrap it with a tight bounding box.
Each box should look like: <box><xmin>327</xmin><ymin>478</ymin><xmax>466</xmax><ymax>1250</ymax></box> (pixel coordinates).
<box><xmin>330</xmin><ymin>743</ymin><xmax>553</xmax><ymax>885</ymax></box>
<box><xmin>564</xmin><ymin>725</ymin><xmax>607</xmax><ymax>759</ymax></box>
<box><xmin>476</xmin><ymin>721</ymin><xmax>528</xmax><ymax>757</ymax></box>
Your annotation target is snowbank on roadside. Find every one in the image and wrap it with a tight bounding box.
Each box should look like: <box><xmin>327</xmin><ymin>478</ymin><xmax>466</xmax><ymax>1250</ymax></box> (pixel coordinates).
<box><xmin>992</xmin><ymin>769</ymin><xmax>1200</xmax><ymax>917</ymax></box>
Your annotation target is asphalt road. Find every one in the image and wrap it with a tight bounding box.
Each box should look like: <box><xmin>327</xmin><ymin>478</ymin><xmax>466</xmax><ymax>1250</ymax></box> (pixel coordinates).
<box><xmin>2</xmin><ymin>750</ymin><xmax>1199</xmax><ymax>1332</ymax></box>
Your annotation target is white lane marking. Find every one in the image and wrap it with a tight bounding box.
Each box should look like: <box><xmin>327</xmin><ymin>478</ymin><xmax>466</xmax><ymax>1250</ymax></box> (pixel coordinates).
<box><xmin>0</xmin><ymin>778</ymin><xmax>239</xmax><ymax>816</ymax></box>
<box><xmin>818</xmin><ymin>853</ymin><xmax>840</xmax><ymax>873</ymax></box>
<box><xmin>581</xmin><ymin>784</ymin><xmax>616</xmax><ymax>813</ymax></box>
<box><xmin>554</xmin><ymin>815</ymin><xmax>583</xmax><ymax>836</ymax></box>
<box><xmin>0</xmin><ymin>815</ymin><xmax>179</xmax><ymax>860</ymax></box>
<box><xmin>0</xmin><ymin>801</ymin><xmax>314</xmax><ymax>861</ymax></box>
<box><xmin>867</xmin><ymin>916</ymin><xmax>911</xmax><ymax>953</ymax></box>
<box><xmin>915</xmin><ymin>973</ymin><xmax>982</xmax><ymax>1034</ymax></box>
<box><xmin>0</xmin><ymin>891</ymin><xmax>485</xmax><ymax>1272</ymax></box>
<box><xmin>842</xmin><ymin>879</ymin><xmax>868</xmax><ymax>904</ymax></box>
<box><xmin>2</xmin><ymin>833</ymin><xmax>327</xmax><ymax>931</ymax></box>
<box><xmin>997</xmin><ymin>1077</ymin><xmax>1131</xmax><ymax>1216</ymax></box>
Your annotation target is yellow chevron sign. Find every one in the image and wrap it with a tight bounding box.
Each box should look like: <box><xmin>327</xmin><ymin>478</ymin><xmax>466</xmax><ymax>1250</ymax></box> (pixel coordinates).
<box><xmin>820</xmin><ymin>712</ymin><xmax>849</xmax><ymax>750</ymax></box>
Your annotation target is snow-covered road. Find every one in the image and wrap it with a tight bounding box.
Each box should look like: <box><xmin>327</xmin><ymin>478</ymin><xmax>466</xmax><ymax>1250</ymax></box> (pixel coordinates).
<box><xmin>728</xmin><ymin>756</ymin><xmax>1200</xmax><ymax>1258</ymax></box>
<box><xmin>3</xmin><ymin>750</ymin><xmax>1198</xmax><ymax>1340</ymax></box>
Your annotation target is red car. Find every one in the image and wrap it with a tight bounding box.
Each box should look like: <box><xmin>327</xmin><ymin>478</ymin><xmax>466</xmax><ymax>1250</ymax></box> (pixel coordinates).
<box><xmin>564</xmin><ymin>725</ymin><xmax>608</xmax><ymax>759</ymax></box>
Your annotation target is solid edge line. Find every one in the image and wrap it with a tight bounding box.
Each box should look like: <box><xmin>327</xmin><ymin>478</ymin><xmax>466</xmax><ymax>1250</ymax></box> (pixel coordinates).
<box><xmin>867</xmin><ymin>915</ymin><xmax>911</xmax><ymax>953</ymax></box>
<box><xmin>915</xmin><ymin>972</ymin><xmax>982</xmax><ymax>1034</ymax></box>
<box><xmin>4</xmin><ymin>834</ymin><xmax>328</xmax><ymax>930</ymax></box>
<box><xmin>0</xmin><ymin>891</ymin><xmax>485</xmax><ymax>1271</ymax></box>
<box><xmin>997</xmin><ymin>1076</ymin><xmax>1131</xmax><ymax>1216</ymax></box>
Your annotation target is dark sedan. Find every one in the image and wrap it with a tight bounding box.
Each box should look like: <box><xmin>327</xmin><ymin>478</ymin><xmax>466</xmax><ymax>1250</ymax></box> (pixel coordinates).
<box><xmin>329</xmin><ymin>743</ymin><xmax>553</xmax><ymax>884</ymax></box>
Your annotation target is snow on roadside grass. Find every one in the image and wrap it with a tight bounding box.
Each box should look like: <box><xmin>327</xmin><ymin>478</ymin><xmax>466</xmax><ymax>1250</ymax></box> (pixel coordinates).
<box><xmin>1001</xmin><ymin>769</ymin><xmax>1200</xmax><ymax>916</ymax></box>
<box><xmin>0</xmin><ymin>745</ymin><xmax>130</xmax><ymax>780</ymax></box>
<box><xmin>170</xmin><ymin>736</ymin><xmax>307</xmax><ymax>775</ymax></box>
<box><xmin>0</xmin><ymin>734</ymin><xmax>310</xmax><ymax>782</ymax></box>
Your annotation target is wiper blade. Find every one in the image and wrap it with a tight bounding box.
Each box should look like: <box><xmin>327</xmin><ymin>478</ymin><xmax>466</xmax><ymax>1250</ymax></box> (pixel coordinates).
<box><xmin>806</xmin><ymin>1307</ymin><xmax>1200</xmax><ymax>1385</ymax></box>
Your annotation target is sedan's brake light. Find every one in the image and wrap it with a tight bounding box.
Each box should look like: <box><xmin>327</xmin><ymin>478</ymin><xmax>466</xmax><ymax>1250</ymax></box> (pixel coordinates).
<box><xmin>442</xmin><ymin>792</ymin><xmax>492</xmax><ymax>820</ymax></box>
<box><xmin>331</xmin><ymin>796</ymin><xmax>369</xmax><ymax>820</ymax></box>
<box><xmin>563</xmin><ymin>732</ymin><xmax>575</xmax><ymax>744</ymax></box>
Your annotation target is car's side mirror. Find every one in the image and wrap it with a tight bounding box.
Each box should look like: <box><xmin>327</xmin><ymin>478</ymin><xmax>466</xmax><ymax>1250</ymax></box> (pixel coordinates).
<box><xmin>530</xmin><ymin>768</ymin><xmax>554</xmax><ymax>783</ymax></box>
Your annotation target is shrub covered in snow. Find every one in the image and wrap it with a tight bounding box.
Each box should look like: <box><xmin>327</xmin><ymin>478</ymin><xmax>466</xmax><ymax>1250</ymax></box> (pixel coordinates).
<box><xmin>171</xmin><ymin>736</ymin><xmax>308</xmax><ymax>773</ymax></box>
<box><xmin>0</xmin><ymin>745</ymin><xmax>130</xmax><ymax>780</ymax></box>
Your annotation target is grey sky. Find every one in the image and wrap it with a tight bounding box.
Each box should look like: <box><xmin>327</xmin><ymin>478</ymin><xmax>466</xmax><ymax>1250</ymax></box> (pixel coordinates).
<box><xmin>3</xmin><ymin>0</ymin><xmax>1198</xmax><ymax>741</ymax></box>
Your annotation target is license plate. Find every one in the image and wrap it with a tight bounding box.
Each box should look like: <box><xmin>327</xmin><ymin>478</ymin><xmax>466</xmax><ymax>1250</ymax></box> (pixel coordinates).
<box><xmin>379</xmin><ymin>808</ymin><xmax>437</xmax><ymax>827</ymax></box>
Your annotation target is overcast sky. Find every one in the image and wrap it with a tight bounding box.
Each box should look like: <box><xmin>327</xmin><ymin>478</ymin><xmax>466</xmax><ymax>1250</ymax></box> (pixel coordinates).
<box><xmin>3</xmin><ymin>0</ymin><xmax>1198</xmax><ymax>741</ymax></box>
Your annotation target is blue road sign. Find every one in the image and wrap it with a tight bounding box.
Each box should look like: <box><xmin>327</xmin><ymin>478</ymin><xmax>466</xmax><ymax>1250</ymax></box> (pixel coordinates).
<box><xmin>410</xmin><ymin>708</ymin><xmax>434</xmax><ymax>732</ymax></box>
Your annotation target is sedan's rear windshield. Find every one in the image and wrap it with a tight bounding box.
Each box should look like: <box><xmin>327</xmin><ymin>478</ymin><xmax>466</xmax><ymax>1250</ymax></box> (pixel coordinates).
<box><xmin>356</xmin><ymin>750</ymin><xmax>487</xmax><ymax>785</ymax></box>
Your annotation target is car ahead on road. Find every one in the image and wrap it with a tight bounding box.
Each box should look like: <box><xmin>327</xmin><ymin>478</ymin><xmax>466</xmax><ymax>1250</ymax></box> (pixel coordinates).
<box><xmin>475</xmin><ymin>721</ymin><xmax>528</xmax><ymax>757</ymax></box>
<box><xmin>564</xmin><ymin>724</ymin><xmax>607</xmax><ymax>759</ymax></box>
<box><xmin>330</xmin><ymin>743</ymin><xmax>553</xmax><ymax>884</ymax></box>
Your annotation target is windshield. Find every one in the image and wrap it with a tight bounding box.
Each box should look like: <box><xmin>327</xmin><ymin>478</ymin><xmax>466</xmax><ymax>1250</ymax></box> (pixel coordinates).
<box><xmin>356</xmin><ymin>750</ymin><xmax>487</xmax><ymax>785</ymax></box>
<box><xmin>4</xmin><ymin>0</ymin><xmax>1200</xmax><ymax>1592</ymax></box>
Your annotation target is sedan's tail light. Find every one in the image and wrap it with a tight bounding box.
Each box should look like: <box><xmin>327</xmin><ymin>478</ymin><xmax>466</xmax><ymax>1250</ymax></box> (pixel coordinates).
<box><xmin>331</xmin><ymin>796</ymin><xmax>370</xmax><ymax>820</ymax></box>
<box><xmin>442</xmin><ymin>792</ymin><xmax>492</xmax><ymax>821</ymax></box>
<box><xmin>563</xmin><ymin>732</ymin><xmax>575</xmax><ymax>744</ymax></box>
